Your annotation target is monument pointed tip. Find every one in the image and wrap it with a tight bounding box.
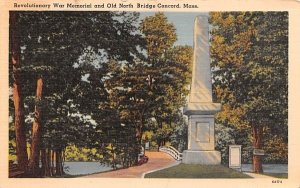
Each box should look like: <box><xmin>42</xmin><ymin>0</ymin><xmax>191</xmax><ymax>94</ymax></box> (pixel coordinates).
<box><xmin>196</xmin><ymin>12</ymin><xmax>209</xmax><ymax>18</ymax></box>
<box><xmin>194</xmin><ymin>14</ymin><xmax>209</xmax><ymax>26</ymax></box>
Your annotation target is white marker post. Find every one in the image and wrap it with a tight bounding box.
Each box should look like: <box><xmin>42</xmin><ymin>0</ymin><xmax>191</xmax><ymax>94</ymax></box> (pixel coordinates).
<box><xmin>229</xmin><ymin>145</ymin><xmax>242</xmax><ymax>171</ymax></box>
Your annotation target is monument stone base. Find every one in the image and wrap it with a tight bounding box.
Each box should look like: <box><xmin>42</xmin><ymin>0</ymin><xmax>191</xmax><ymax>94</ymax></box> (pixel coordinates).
<box><xmin>182</xmin><ymin>150</ymin><xmax>221</xmax><ymax>165</ymax></box>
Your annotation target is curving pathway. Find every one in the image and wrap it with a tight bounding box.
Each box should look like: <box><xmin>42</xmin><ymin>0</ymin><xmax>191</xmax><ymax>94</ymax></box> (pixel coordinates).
<box><xmin>82</xmin><ymin>151</ymin><xmax>178</xmax><ymax>178</ymax></box>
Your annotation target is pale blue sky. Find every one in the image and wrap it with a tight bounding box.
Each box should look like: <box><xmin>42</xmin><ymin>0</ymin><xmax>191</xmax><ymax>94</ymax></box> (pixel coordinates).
<box><xmin>139</xmin><ymin>12</ymin><xmax>206</xmax><ymax>46</ymax></box>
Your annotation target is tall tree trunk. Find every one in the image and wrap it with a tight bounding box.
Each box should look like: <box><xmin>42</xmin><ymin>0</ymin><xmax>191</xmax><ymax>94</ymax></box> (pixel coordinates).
<box><xmin>156</xmin><ymin>118</ymin><xmax>163</xmax><ymax>151</ymax></box>
<box><xmin>41</xmin><ymin>148</ymin><xmax>52</xmax><ymax>176</ymax></box>
<box><xmin>51</xmin><ymin>149</ymin><xmax>55</xmax><ymax>175</ymax></box>
<box><xmin>41</xmin><ymin>149</ymin><xmax>46</xmax><ymax>176</ymax></box>
<box><xmin>55</xmin><ymin>149</ymin><xmax>64</xmax><ymax>176</ymax></box>
<box><xmin>10</xmin><ymin>11</ymin><xmax>28</xmax><ymax>171</ymax></box>
<box><xmin>28</xmin><ymin>76</ymin><xmax>43</xmax><ymax>176</ymax></box>
<box><xmin>47</xmin><ymin>149</ymin><xmax>52</xmax><ymax>177</ymax></box>
<box><xmin>252</xmin><ymin>126</ymin><xmax>263</xmax><ymax>173</ymax></box>
<box><xmin>135</xmin><ymin>125</ymin><xmax>142</xmax><ymax>164</ymax></box>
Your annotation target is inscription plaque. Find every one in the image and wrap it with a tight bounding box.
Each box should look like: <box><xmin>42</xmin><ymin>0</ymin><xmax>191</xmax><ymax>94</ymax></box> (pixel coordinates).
<box><xmin>196</xmin><ymin>122</ymin><xmax>210</xmax><ymax>142</ymax></box>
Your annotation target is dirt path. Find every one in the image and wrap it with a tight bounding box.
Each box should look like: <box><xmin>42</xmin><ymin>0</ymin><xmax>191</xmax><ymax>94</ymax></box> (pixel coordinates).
<box><xmin>82</xmin><ymin>151</ymin><xmax>177</xmax><ymax>178</ymax></box>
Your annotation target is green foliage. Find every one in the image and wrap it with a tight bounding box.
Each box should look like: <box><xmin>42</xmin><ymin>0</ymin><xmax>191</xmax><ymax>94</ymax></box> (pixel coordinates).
<box><xmin>64</xmin><ymin>145</ymin><xmax>102</xmax><ymax>162</ymax></box>
<box><xmin>140</xmin><ymin>12</ymin><xmax>177</xmax><ymax>59</ymax></box>
<box><xmin>9</xmin><ymin>140</ymin><xmax>31</xmax><ymax>162</ymax></box>
<box><xmin>215</xmin><ymin>124</ymin><xmax>253</xmax><ymax>164</ymax></box>
<box><xmin>138</xmin><ymin>13</ymin><xmax>192</xmax><ymax>149</ymax></box>
<box><xmin>9</xmin><ymin>11</ymin><xmax>145</xmax><ymax>170</ymax></box>
<box><xmin>9</xmin><ymin>140</ymin><xmax>17</xmax><ymax>161</ymax></box>
<box><xmin>98</xmin><ymin>125</ymin><xmax>139</xmax><ymax>169</ymax></box>
<box><xmin>169</xmin><ymin>114</ymin><xmax>188</xmax><ymax>152</ymax></box>
<box><xmin>210</xmin><ymin>12</ymin><xmax>288</xmax><ymax>164</ymax></box>
<box><xmin>215</xmin><ymin>124</ymin><xmax>235</xmax><ymax>165</ymax></box>
<box><xmin>100</xmin><ymin>12</ymin><xmax>192</xmax><ymax>155</ymax></box>
<box><xmin>9</xmin><ymin>12</ymin><xmax>192</xmax><ymax>173</ymax></box>
<box><xmin>264</xmin><ymin>135</ymin><xmax>288</xmax><ymax>163</ymax></box>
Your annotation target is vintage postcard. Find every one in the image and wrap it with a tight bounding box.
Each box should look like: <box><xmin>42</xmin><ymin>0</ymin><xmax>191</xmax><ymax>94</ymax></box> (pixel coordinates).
<box><xmin>0</xmin><ymin>0</ymin><xmax>300</xmax><ymax>187</ymax></box>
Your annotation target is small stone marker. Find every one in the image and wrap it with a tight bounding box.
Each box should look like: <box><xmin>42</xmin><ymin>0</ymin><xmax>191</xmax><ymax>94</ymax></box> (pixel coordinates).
<box><xmin>253</xmin><ymin>149</ymin><xmax>265</xmax><ymax>156</ymax></box>
<box><xmin>229</xmin><ymin>145</ymin><xmax>242</xmax><ymax>170</ymax></box>
<box><xmin>145</xmin><ymin>142</ymin><xmax>150</xmax><ymax>150</ymax></box>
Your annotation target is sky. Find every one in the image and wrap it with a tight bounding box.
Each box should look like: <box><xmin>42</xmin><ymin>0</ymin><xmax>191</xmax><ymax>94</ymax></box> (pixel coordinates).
<box><xmin>139</xmin><ymin>12</ymin><xmax>208</xmax><ymax>46</ymax></box>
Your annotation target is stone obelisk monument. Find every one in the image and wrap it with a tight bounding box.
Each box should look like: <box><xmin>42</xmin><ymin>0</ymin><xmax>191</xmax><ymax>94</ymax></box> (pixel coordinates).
<box><xmin>182</xmin><ymin>14</ymin><xmax>221</xmax><ymax>164</ymax></box>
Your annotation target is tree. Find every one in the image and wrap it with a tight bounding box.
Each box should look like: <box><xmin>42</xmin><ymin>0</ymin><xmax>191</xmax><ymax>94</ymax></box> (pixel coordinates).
<box><xmin>139</xmin><ymin>13</ymin><xmax>192</xmax><ymax>149</ymax></box>
<box><xmin>210</xmin><ymin>12</ymin><xmax>288</xmax><ymax>173</ymax></box>
<box><xmin>74</xmin><ymin>12</ymin><xmax>146</xmax><ymax>166</ymax></box>
<box><xmin>13</xmin><ymin>11</ymin><xmax>96</xmax><ymax>176</ymax></box>
<box><xmin>28</xmin><ymin>76</ymin><xmax>43</xmax><ymax>175</ymax></box>
<box><xmin>9</xmin><ymin>11</ymin><xmax>146</xmax><ymax>176</ymax></box>
<box><xmin>169</xmin><ymin>114</ymin><xmax>188</xmax><ymax>152</ymax></box>
<box><xmin>9</xmin><ymin>11</ymin><xmax>28</xmax><ymax>172</ymax></box>
<box><xmin>9</xmin><ymin>12</ymin><xmax>193</xmax><ymax>176</ymax></box>
<box><xmin>102</xmin><ymin>13</ymin><xmax>192</xmax><ymax>164</ymax></box>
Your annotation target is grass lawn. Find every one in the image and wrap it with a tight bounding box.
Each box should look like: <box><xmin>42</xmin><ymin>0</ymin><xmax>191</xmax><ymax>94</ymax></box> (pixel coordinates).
<box><xmin>263</xmin><ymin>173</ymin><xmax>288</xmax><ymax>179</ymax></box>
<box><xmin>144</xmin><ymin>163</ymin><xmax>252</xmax><ymax>178</ymax></box>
